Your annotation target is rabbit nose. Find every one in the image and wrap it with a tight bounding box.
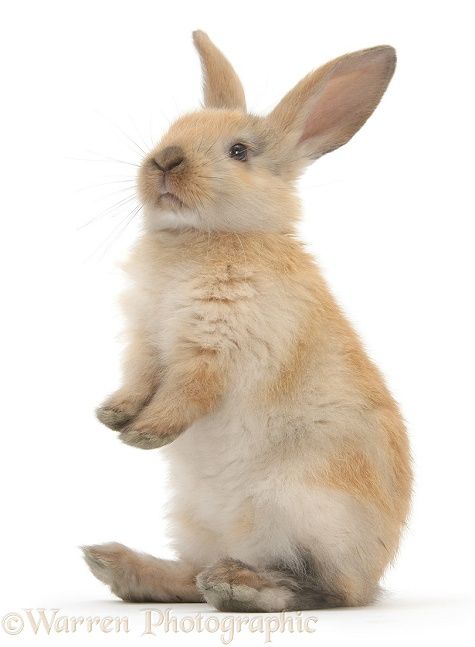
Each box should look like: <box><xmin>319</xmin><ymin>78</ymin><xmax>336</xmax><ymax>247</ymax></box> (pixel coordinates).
<box><xmin>154</xmin><ymin>146</ymin><xmax>185</xmax><ymax>172</ymax></box>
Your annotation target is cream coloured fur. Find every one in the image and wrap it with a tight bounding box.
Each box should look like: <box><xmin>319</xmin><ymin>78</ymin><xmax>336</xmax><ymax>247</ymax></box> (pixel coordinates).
<box><xmin>84</xmin><ymin>30</ymin><xmax>412</xmax><ymax>612</ymax></box>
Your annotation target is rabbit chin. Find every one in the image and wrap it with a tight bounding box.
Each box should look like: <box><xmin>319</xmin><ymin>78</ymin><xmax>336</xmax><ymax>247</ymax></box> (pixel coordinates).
<box><xmin>143</xmin><ymin>204</ymin><xmax>202</xmax><ymax>232</ymax></box>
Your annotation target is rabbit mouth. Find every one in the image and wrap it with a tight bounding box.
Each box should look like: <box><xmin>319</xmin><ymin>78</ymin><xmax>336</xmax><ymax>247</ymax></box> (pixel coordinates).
<box><xmin>158</xmin><ymin>192</ymin><xmax>187</xmax><ymax>210</ymax></box>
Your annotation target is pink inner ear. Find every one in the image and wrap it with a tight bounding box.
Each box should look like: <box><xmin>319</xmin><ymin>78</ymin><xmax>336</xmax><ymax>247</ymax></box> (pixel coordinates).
<box><xmin>299</xmin><ymin>55</ymin><xmax>391</xmax><ymax>147</ymax></box>
<box><xmin>300</xmin><ymin>70</ymin><xmax>362</xmax><ymax>141</ymax></box>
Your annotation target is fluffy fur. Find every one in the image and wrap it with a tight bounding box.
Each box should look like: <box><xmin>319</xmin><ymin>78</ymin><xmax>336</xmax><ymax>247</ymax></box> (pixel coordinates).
<box><xmin>84</xmin><ymin>30</ymin><xmax>412</xmax><ymax>612</ymax></box>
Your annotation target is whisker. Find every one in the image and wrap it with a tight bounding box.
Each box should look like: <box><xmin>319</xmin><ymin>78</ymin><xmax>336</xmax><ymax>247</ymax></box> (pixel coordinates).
<box><xmin>75</xmin><ymin>178</ymin><xmax>137</xmax><ymax>194</ymax></box>
<box><xmin>101</xmin><ymin>204</ymin><xmax>143</xmax><ymax>256</ymax></box>
<box><xmin>127</xmin><ymin>114</ymin><xmax>152</xmax><ymax>155</ymax></box>
<box><xmin>87</xmin><ymin>203</ymin><xmax>142</xmax><ymax>260</ymax></box>
<box><xmin>69</xmin><ymin>152</ymin><xmax>141</xmax><ymax>168</ymax></box>
<box><xmin>94</xmin><ymin>110</ymin><xmax>148</xmax><ymax>157</ymax></box>
<box><xmin>78</xmin><ymin>193</ymin><xmax>136</xmax><ymax>230</ymax></box>
<box><xmin>85</xmin><ymin>184</ymin><xmax>137</xmax><ymax>206</ymax></box>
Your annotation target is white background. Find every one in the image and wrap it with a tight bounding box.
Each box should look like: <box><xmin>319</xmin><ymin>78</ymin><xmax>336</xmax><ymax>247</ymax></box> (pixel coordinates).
<box><xmin>0</xmin><ymin>1</ymin><xmax>473</xmax><ymax>645</ymax></box>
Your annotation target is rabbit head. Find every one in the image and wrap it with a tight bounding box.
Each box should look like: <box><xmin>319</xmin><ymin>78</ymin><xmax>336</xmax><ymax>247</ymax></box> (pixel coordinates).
<box><xmin>138</xmin><ymin>31</ymin><xmax>396</xmax><ymax>233</ymax></box>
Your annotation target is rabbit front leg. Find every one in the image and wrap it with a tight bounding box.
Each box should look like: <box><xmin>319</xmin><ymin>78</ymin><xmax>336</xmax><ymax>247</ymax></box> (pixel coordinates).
<box><xmin>119</xmin><ymin>346</ymin><xmax>227</xmax><ymax>449</ymax></box>
<box><xmin>96</xmin><ymin>333</ymin><xmax>162</xmax><ymax>431</ymax></box>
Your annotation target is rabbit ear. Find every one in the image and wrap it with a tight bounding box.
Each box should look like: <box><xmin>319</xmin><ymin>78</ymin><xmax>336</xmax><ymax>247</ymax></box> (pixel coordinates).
<box><xmin>268</xmin><ymin>46</ymin><xmax>396</xmax><ymax>163</ymax></box>
<box><xmin>193</xmin><ymin>30</ymin><xmax>246</xmax><ymax>111</ymax></box>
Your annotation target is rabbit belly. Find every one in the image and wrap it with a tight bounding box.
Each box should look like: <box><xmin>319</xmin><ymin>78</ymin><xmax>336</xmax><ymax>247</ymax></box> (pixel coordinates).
<box><xmin>163</xmin><ymin>403</ymin><xmax>396</xmax><ymax>600</ymax></box>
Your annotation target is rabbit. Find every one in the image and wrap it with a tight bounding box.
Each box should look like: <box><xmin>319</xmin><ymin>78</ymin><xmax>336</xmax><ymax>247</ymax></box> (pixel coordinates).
<box><xmin>82</xmin><ymin>30</ymin><xmax>412</xmax><ymax>612</ymax></box>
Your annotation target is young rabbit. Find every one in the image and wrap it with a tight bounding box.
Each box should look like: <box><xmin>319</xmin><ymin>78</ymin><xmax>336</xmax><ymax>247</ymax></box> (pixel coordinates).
<box><xmin>83</xmin><ymin>30</ymin><xmax>412</xmax><ymax>612</ymax></box>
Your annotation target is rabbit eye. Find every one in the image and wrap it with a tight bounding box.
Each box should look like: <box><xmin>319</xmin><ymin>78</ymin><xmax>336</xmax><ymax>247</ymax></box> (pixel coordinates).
<box><xmin>229</xmin><ymin>143</ymin><xmax>248</xmax><ymax>161</ymax></box>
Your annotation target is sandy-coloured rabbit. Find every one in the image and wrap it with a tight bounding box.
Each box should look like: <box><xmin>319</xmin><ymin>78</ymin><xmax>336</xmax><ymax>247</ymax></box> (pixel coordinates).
<box><xmin>83</xmin><ymin>30</ymin><xmax>412</xmax><ymax>612</ymax></box>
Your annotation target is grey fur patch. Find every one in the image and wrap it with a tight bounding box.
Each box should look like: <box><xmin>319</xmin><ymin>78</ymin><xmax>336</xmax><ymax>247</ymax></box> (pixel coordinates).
<box><xmin>264</xmin><ymin>548</ymin><xmax>349</xmax><ymax>610</ymax></box>
<box><xmin>197</xmin><ymin>552</ymin><xmax>349</xmax><ymax>612</ymax></box>
<box><xmin>96</xmin><ymin>406</ymin><xmax>133</xmax><ymax>430</ymax></box>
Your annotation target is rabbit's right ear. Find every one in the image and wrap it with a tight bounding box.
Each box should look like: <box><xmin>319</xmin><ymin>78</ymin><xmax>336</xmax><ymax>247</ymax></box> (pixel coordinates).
<box><xmin>193</xmin><ymin>31</ymin><xmax>246</xmax><ymax>111</ymax></box>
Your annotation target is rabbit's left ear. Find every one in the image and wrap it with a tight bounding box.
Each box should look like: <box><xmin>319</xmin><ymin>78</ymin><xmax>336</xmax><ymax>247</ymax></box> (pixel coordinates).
<box><xmin>268</xmin><ymin>46</ymin><xmax>396</xmax><ymax>163</ymax></box>
<box><xmin>193</xmin><ymin>31</ymin><xmax>246</xmax><ymax>111</ymax></box>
